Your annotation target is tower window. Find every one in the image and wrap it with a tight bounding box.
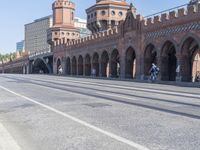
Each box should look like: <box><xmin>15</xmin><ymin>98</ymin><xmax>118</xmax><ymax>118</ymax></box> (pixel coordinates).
<box><xmin>101</xmin><ymin>10</ymin><xmax>106</xmax><ymax>16</ymax></box>
<box><xmin>119</xmin><ymin>11</ymin><xmax>123</xmax><ymax>16</ymax></box>
<box><xmin>72</xmin><ymin>12</ymin><xmax>74</xmax><ymax>20</ymax></box>
<box><xmin>111</xmin><ymin>11</ymin><xmax>115</xmax><ymax>16</ymax></box>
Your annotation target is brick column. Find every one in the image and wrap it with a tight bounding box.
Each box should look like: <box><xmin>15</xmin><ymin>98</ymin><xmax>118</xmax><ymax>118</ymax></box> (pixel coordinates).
<box><xmin>120</xmin><ymin>54</ymin><xmax>126</xmax><ymax>79</ymax></box>
<box><xmin>99</xmin><ymin>61</ymin><xmax>102</xmax><ymax>77</ymax></box>
<box><xmin>157</xmin><ymin>56</ymin><xmax>162</xmax><ymax>81</ymax></box>
<box><xmin>83</xmin><ymin>58</ymin><xmax>85</xmax><ymax>76</ymax></box>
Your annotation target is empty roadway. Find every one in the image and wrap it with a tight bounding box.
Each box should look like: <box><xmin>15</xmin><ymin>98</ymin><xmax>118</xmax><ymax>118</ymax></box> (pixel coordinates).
<box><xmin>0</xmin><ymin>74</ymin><xmax>200</xmax><ymax>150</ymax></box>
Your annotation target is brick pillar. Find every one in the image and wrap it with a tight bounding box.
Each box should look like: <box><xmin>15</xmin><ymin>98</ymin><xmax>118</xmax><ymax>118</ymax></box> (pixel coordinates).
<box><xmin>157</xmin><ymin>56</ymin><xmax>162</xmax><ymax>81</ymax></box>
<box><xmin>91</xmin><ymin>58</ymin><xmax>93</xmax><ymax>77</ymax></box>
<box><xmin>63</xmin><ymin>57</ymin><xmax>66</xmax><ymax>75</ymax></box>
<box><xmin>76</xmin><ymin>61</ymin><xmax>78</xmax><ymax>76</ymax></box>
<box><xmin>108</xmin><ymin>59</ymin><xmax>111</xmax><ymax>78</ymax></box>
<box><xmin>120</xmin><ymin>54</ymin><xmax>126</xmax><ymax>79</ymax></box>
<box><xmin>99</xmin><ymin>60</ymin><xmax>102</xmax><ymax>77</ymax></box>
<box><xmin>83</xmin><ymin>58</ymin><xmax>85</xmax><ymax>76</ymax></box>
<box><xmin>70</xmin><ymin>59</ymin><xmax>73</xmax><ymax>75</ymax></box>
<box><xmin>53</xmin><ymin>57</ymin><xmax>57</xmax><ymax>74</ymax></box>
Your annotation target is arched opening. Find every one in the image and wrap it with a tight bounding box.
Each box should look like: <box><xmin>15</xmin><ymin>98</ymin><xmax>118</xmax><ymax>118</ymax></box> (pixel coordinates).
<box><xmin>111</xmin><ymin>49</ymin><xmax>120</xmax><ymax>78</ymax></box>
<box><xmin>101</xmin><ymin>51</ymin><xmax>109</xmax><ymax>77</ymax></box>
<box><xmin>85</xmin><ymin>54</ymin><xmax>91</xmax><ymax>76</ymax></box>
<box><xmin>144</xmin><ymin>44</ymin><xmax>157</xmax><ymax>77</ymax></box>
<box><xmin>125</xmin><ymin>47</ymin><xmax>136</xmax><ymax>79</ymax></box>
<box><xmin>32</xmin><ymin>58</ymin><xmax>50</xmax><ymax>74</ymax></box>
<box><xmin>66</xmin><ymin>57</ymin><xmax>71</xmax><ymax>75</ymax></box>
<box><xmin>78</xmin><ymin>55</ymin><xmax>83</xmax><ymax>75</ymax></box>
<box><xmin>181</xmin><ymin>37</ymin><xmax>200</xmax><ymax>82</ymax></box>
<box><xmin>72</xmin><ymin>56</ymin><xmax>77</xmax><ymax>75</ymax></box>
<box><xmin>57</xmin><ymin>58</ymin><xmax>61</xmax><ymax>74</ymax></box>
<box><xmin>92</xmin><ymin>53</ymin><xmax>99</xmax><ymax>76</ymax></box>
<box><xmin>161</xmin><ymin>41</ymin><xmax>177</xmax><ymax>81</ymax></box>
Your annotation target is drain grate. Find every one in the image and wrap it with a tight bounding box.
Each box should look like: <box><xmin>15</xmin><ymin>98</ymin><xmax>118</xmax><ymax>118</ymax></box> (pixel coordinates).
<box><xmin>84</xmin><ymin>103</ymin><xmax>111</xmax><ymax>108</ymax></box>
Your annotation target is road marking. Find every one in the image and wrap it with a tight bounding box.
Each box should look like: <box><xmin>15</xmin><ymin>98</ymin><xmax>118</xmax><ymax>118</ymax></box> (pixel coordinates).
<box><xmin>0</xmin><ymin>123</ymin><xmax>21</xmax><ymax>150</ymax></box>
<box><xmin>0</xmin><ymin>85</ymin><xmax>150</xmax><ymax>150</ymax></box>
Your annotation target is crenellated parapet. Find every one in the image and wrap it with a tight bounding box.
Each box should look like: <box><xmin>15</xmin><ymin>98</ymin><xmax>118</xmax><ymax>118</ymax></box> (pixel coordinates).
<box><xmin>53</xmin><ymin>0</ymin><xmax>75</xmax><ymax>9</ymax></box>
<box><xmin>143</xmin><ymin>4</ymin><xmax>200</xmax><ymax>27</ymax></box>
<box><xmin>143</xmin><ymin>4</ymin><xmax>200</xmax><ymax>40</ymax></box>
<box><xmin>53</xmin><ymin>27</ymin><xmax>120</xmax><ymax>49</ymax></box>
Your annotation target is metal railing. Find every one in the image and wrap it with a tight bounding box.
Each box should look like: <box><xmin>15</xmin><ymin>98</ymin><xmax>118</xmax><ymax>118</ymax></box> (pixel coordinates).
<box><xmin>29</xmin><ymin>49</ymin><xmax>52</xmax><ymax>58</ymax></box>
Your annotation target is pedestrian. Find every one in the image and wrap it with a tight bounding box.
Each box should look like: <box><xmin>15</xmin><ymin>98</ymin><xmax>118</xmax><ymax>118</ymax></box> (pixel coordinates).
<box><xmin>149</xmin><ymin>63</ymin><xmax>159</xmax><ymax>82</ymax></box>
<box><xmin>58</xmin><ymin>65</ymin><xmax>63</xmax><ymax>74</ymax></box>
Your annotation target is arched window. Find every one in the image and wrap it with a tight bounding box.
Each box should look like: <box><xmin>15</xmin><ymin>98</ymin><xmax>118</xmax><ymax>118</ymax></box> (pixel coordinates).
<box><xmin>72</xmin><ymin>12</ymin><xmax>74</xmax><ymax>20</ymax></box>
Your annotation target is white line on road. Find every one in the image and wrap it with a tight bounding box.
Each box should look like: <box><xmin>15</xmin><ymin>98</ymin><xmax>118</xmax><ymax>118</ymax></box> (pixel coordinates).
<box><xmin>0</xmin><ymin>123</ymin><xmax>21</xmax><ymax>150</ymax></box>
<box><xmin>0</xmin><ymin>85</ymin><xmax>150</xmax><ymax>150</ymax></box>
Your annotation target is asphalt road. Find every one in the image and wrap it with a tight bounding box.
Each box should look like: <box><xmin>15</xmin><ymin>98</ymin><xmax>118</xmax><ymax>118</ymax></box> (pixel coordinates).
<box><xmin>0</xmin><ymin>74</ymin><xmax>200</xmax><ymax>150</ymax></box>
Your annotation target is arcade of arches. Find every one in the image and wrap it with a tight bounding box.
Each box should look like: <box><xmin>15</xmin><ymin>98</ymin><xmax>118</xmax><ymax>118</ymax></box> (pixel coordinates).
<box><xmin>56</xmin><ymin>37</ymin><xmax>200</xmax><ymax>82</ymax></box>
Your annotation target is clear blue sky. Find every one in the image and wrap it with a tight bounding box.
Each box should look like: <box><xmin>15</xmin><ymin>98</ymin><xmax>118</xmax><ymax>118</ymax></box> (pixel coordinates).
<box><xmin>0</xmin><ymin>0</ymin><xmax>189</xmax><ymax>54</ymax></box>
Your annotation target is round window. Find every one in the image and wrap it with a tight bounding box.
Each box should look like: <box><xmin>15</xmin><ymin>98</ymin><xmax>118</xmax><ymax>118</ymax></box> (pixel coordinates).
<box><xmin>111</xmin><ymin>11</ymin><xmax>115</xmax><ymax>16</ymax></box>
<box><xmin>119</xmin><ymin>11</ymin><xmax>123</xmax><ymax>16</ymax></box>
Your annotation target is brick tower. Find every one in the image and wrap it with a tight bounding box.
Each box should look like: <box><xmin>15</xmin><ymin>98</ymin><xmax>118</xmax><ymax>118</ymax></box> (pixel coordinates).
<box><xmin>47</xmin><ymin>0</ymin><xmax>80</xmax><ymax>45</ymax></box>
<box><xmin>86</xmin><ymin>0</ymin><xmax>130</xmax><ymax>33</ymax></box>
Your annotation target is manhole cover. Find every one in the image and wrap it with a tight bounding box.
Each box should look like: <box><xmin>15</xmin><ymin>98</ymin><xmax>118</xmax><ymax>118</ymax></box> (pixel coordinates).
<box><xmin>84</xmin><ymin>103</ymin><xmax>111</xmax><ymax>108</ymax></box>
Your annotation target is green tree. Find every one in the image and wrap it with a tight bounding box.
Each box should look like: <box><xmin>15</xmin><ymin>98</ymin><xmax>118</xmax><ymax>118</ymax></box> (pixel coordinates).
<box><xmin>0</xmin><ymin>53</ymin><xmax>5</xmax><ymax>64</ymax></box>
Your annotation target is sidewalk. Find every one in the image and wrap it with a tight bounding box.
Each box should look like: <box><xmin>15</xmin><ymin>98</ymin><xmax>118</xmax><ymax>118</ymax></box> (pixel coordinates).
<box><xmin>55</xmin><ymin>75</ymin><xmax>200</xmax><ymax>88</ymax></box>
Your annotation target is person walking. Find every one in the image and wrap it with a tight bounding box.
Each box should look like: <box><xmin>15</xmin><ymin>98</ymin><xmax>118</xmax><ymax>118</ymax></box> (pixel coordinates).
<box><xmin>149</xmin><ymin>63</ymin><xmax>159</xmax><ymax>82</ymax></box>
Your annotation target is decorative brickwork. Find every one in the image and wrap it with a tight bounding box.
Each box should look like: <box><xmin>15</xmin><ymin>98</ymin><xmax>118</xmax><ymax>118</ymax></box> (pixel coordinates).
<box><xmin>49</xmin><ymin>1</ymin><xmax>200</xmax><ymax>82</ymax></box>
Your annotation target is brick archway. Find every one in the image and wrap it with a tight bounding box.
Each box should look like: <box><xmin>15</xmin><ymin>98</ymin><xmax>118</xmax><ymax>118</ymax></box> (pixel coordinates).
<box><xmin>111</xmin><ymin>49</ymin><xmax>120</xmax><ymax>78</ymax></box>
<box><xmin>101</xmin><ymin>51</ymin><xmax>109</xmax><ymax>77</ymax></box>
<box><xmin>125</xmin><ymin>47</ymin><xmax>136</xmax><ymax>79</ymax></box>
<box><xmin>161</xmin><ymin>41</ymin><xmax>177</xmax><ymax>81</ymax></box>
<box><xmin>144</xmin><ymin>44</ymin><xmax>157</xmax><ymax>77</ymax></box>
<box><xmin>78</xmin><ymin>55</ymin><xmax>83</xmax><ymax>75</ymax></box>
<box><xmin>85</xmin><ymin>54</ymin><xmax>91</xmax><ymax>76</ymax></box>
<box><xmin>181</xmin><ymin>37</ymin><xmax>200</xmax><ymax>82</ymax></box>
<box><xmin>33</xmin><ymin>58</ymin><xmax>50</xmax><ymax>74</ymax></box>
<box><xmin>72</xmin><ymin>56</ymin><xmax>77</xmax><ymax>75</ymax></box>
